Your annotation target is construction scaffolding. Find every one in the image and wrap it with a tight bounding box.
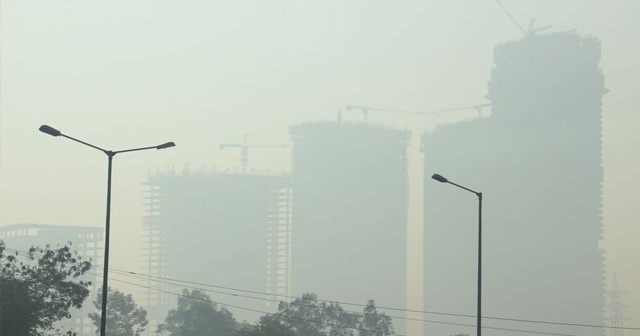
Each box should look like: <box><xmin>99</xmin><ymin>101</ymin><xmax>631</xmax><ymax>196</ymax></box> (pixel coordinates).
<box><xmin>142</xmin><ymin>167</ymin><xmax>292</xmax><ymax>323</ymax></box>
<box><xmin>608</xmin><ymin>274</ymin><xmax>626</xmax><ymax>336</ymax></box>
<box><xmin>265</xmin><ymin>183</ymin><xmax>293</xmax><ymax>303</ymax></box>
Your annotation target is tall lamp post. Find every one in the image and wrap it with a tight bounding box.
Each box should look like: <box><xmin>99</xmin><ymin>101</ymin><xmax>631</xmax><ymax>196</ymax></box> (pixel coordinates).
<box><xmin>39</xmin><ymin>125</ymin><xmax>175</xmax><ymax>336</ymax></box>
<box><xmin>431</xmin><ymin>173</ymin><xmax>483</xmax><ymax>336</ymax></box>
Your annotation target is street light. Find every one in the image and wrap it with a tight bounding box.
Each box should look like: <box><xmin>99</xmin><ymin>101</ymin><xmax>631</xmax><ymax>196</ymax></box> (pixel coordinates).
<box><xmin>39</xmin><ymin>125</ymin><xmax>175</xmax><ymax>336</ymax></box>
<box><xmin>431</xmin><ymin>173</ymin><xmax>483</xmax><ymax>336</ymax></box>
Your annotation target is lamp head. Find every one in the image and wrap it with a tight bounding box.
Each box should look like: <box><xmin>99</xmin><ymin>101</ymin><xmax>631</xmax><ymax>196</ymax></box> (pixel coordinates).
<box><xmin>156</xmin><ymin>142</ymin><xmax>176</xmax><ymax>150</ymax></box>
<box><xmin>432</xmin><ymin>174</ymin><xmax>448</xmax><ymax>183</ymax></box>
<box><xmin>39</xmin><ymin>125</ymin><xmax>61</xmax><ymax>137</ymax></box>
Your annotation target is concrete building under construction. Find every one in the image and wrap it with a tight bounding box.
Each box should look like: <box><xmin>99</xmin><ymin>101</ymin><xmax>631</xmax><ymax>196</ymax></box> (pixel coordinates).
<box><xmin>142</xmin><ymin>168</ymin><xmax>292</xmax><ymax>323</ymax></box>
<box><xmin>0</xmin><ymin>223</ymin><xmax>103</xmax><ymax>336</ymax></box>
<box><xmin>423</xmin><ymin>32</ymin><xmax>605</xmax><ymax>336</ymax></box>
<box><xmin>289</xmin><ymin>122</ymin><xmax>411</xmax><ymax>319</ymax></box>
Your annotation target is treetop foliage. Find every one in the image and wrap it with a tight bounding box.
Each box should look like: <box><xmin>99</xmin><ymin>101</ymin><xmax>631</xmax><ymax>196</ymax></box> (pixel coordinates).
<box><xmin>158</xmin><ymin>288</ymin><xmax>237</xmax><ymax>336</ymax></box>
<box><xmin>0</xmin><ymin>241</ymin><xmax>92</xmax><ymax>336</ymax></box>
<box><xmin>235</xmin><ymin>293</ymin><xmax>394</xmax><ymax>336</ymax></box>
<box><xmin>89</xmin><ymin>286</ymin><xmax>149</xmax><ymax>336</ymax></box>
<box><xmin>158</xmin><ymin>290</ymin><xmax>393</xmax><ymax>336</ymax></box>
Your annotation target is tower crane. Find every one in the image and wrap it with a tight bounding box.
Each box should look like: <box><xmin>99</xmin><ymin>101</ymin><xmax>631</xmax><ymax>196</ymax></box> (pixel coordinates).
<box><xmin>345</xmin><ymin>105</ymin><xmax>371</xmax><ymax>124</ymax></box>
<box><xmin>495</xmin><ymin>0</ymin><xmax>526</xmax><ymax>35</ymax></box>
<box><xmin>495</xmin><ymin>0</ymin><xmax>552</xmax><ymax>35</ymax></box>
<box><xmin>219</xmin><ymin>135</ymin><xmax>290</xmax><ymax>174</ymax></box>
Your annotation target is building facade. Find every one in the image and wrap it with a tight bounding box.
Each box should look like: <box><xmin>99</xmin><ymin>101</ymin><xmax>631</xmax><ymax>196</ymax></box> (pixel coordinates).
<box><xmin>423</xmin><ymin>32</ymin><xmax>605</xmax><ymax>336</ymax></box>
<box><xmin>142</xmin><ymin>168</ymin><xmax>292</xmax><ymax>324</ymax></box>
<box><xmin>289</xmin><ymin>121</ymin><xmax>411</xmax><ymax>321</ymax></box>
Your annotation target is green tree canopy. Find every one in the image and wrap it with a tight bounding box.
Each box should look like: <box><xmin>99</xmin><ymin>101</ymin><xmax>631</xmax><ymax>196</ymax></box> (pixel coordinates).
<box><xmin>0</xmin><ymin>241</ymin><xmax>92</xmax><ymax>336</ymax></box>
<box><xmin>244</xmin><ymin>293</ymin><xmax>394</xmax><ymax>336</ymax></box>
<box><xmin>89</xmin><ymin>287</ymin><xmax>148</xmax><ymax>336</ymax></box>
<box><xmin>276</xmin><ymin>293</ymin><xmax>357</xmax><ymax>336</ymax></box>
<box><xmin>358</xmin><ymin>300</ymin><xmax>393</xmax><ymax>336</ymax></box>
<box><xmin>158</xmin><ymin>288</ymin><xmax>237</xmax><ymax>336</ymax></box>
<box><xmin>234</xmin><ymin>315</ymin><xmax>296</xmax><ymax>336</ymax></box>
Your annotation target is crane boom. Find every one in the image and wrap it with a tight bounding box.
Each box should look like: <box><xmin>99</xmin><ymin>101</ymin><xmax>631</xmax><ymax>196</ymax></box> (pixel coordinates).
<box><xmin>495</xmin><ymin>0</ymin><xmax>526</xmax><ymax>35</ymax></box>
<box><xmin>345</xmin><ymin>104</ymin><xmax>370</xmax><ymax>124</ymax></box>
<box><xmin>219</xmin><ymin>143</ymin><xmax>243</xmax><ymax>149</ymax></box>
<box><xmin>344</xmin><ymin>103</ymin><xmax>492</xmax><ymax>120</ymax></box>
<box><xmin>220</xmin><ymin>139</ymin><xmax>290</xmax><ymax>174</ymax></box>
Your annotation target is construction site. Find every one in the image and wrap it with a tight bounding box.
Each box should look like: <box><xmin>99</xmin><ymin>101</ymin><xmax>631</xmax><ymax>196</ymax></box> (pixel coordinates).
<box><xmin>422</xmin><ymin>31</ymin><xmax>606</xmax><ymax>336</ymax></box>
<box><xmin>141</xmin><ymin>167</ymin><xmax>292</xmax><ymax>324</ymax></box>
<box><xmin>137</xmin><ymin>120</ymin><xmax>413</xmax><ymax>332</ymax></box>
<box><xmin>4</xmin><ymin>1</ymin><xmax>638</xmax><ymax>335</ymax></box>
<box><xmin>137</xmin><ymin>31</ymin><xmax>610</xmax><ymax>336</ymax></box>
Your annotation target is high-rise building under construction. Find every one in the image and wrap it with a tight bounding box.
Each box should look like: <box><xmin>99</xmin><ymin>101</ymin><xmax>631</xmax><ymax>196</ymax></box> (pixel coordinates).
<box><xmin>289</xmin><ymin>122</ymin><xmax>411</xmax><ymax>319</ymax></box>
<box><xmin>142</xmin><ymin>168</ymin><xmax>292</xmax><ymax>323</ymax></box>
<box><xmin>423</xmin><ymin>32</ymin><xmax>605</xmax><ymax>336</ymax></box>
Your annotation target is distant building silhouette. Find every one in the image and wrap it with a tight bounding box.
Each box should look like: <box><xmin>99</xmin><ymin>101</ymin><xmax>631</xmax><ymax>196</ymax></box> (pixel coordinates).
<box><xmin>423</xmin><ymin>32</ymin><xmax>605</xmax><ymax>336</ymax></box>
<box><xmin>142</xmin><ymin>168</ymin><xmax>292</xmax><ymax>324</ymax></box>
<box><xmin>289</xmin><ymin>122</ymin><xmax>410</xmax><ymax>322</ymax></box>
<box><xmin>0</xmin><ymin>223</ymin><xmax>103</xmax><ymax>336</ymax></box>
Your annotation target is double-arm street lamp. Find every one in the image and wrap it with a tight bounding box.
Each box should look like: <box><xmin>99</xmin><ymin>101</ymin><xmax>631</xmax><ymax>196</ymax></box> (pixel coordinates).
<box><xmin>431</xmin><ymin>173</ymin><xmax>483</xmax><ymax>336</ymax></box>
<box><xmin>39</xmin><ymin>125</ymin><xmax>175</xmax><ymax>336</ymax></box>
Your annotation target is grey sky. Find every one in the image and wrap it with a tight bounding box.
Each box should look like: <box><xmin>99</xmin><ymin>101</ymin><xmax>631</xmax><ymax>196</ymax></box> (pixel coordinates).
<box><xmin>1</xmin><ymin>0</ymin><xmax>639</xmax><ymax>333</ymax></box>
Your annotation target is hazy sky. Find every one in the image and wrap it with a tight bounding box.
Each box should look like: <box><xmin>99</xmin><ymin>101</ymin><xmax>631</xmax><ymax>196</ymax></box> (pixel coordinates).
<box><xmin>1</xmin><ymin>0</ymin><xmax>639</xmax><ymax>333</ymax></box>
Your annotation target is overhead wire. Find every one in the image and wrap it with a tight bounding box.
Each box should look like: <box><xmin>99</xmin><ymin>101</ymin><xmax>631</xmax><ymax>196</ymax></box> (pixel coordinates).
<box><xmin>98</xmin><ymin>276</ymin><xmax>405</xmax><ymax>336</ymax></box>
<box><xmin>109</xmin><ymin>275</ymin><xmax>586</xmax><ymax>336</ymax></box>
<box><xmin>4</xmin><ymin>246</ymin><xmax>639</xmax><ymax>335</ymax></box>
<box><xmin>107</xmin><ymin>266</ymin><xmax>640</xmax><ymax>332</ymax></box>
<box><xmin>100</xmin><ymin>270</ymin><xmax>640</xmax><ymax>333</ymax></box>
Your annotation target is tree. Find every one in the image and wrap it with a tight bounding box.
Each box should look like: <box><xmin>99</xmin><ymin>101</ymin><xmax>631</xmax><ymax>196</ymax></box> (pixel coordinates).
<box><xmin>358</xmin><ymin>300</ymin><xmax>393</xmax><ymax>336</ymax></box>
<box><xmin>0</xmin><ymin>241</ymin><xmax>92</xmax><ymax>336</ymax></box>
<box><xmin>234</xmin><ymin>315</ymin><xmax>296</xmax><ymax>336</ymax></box>
<box><xmin>263</xmin><ymin>293</ymin><xmax>393</xmax><ymax>336</ymax></box>
<box><xmin>89</xmin><ymin>287</ymin><xmax>148</xmax><ymax>336</ymax></box>
<box><xmin>275</xmin><ymin>293</ymin><xmax>359</xmax><ymax>336</ymax></box>
<box><xmin>158</xmin><ymin>288</ymin><xmax>237</xmax><ymax>336</ymax></box>
<box><xmin>276</xmin><ymin>293</ymin><xmax>333</xmax><ymax>336</ymax></box>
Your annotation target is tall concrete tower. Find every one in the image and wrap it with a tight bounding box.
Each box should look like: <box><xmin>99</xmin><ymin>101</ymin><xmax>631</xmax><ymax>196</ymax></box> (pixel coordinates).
<box><xmin>423</xmin><ymin>32</ymin><xmax>606</xmax><ymax>336</ymax></box>
<box><xmin>289</xmin><ymin>121</ymin><xmax>411</xmax><ymax>327</ymax></box>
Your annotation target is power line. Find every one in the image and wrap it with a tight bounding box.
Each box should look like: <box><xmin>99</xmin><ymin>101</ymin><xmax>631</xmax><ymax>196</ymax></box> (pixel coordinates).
<box><xmin>108</xmin><ymin>277</ymin><xmax>403</xmax><ymax>336</ymax></box>
<box><xmin>5</xmin><ymin>246</ymin><xmax>639</xmax><ymax>334</ymax></box>
<box><xmin>110</xmin><ymin>275</ymin><xmax>586</xmax><ymax>336</ymax></box>
<box><xmin>102</xmin><ymin>267</ymin><xmax>625</xmax><ymax>336</ymax></box>
<box><xmin>107</xmin><ymin>266</ymin><xmax>640</xmax><ymax>332</ymax></box>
